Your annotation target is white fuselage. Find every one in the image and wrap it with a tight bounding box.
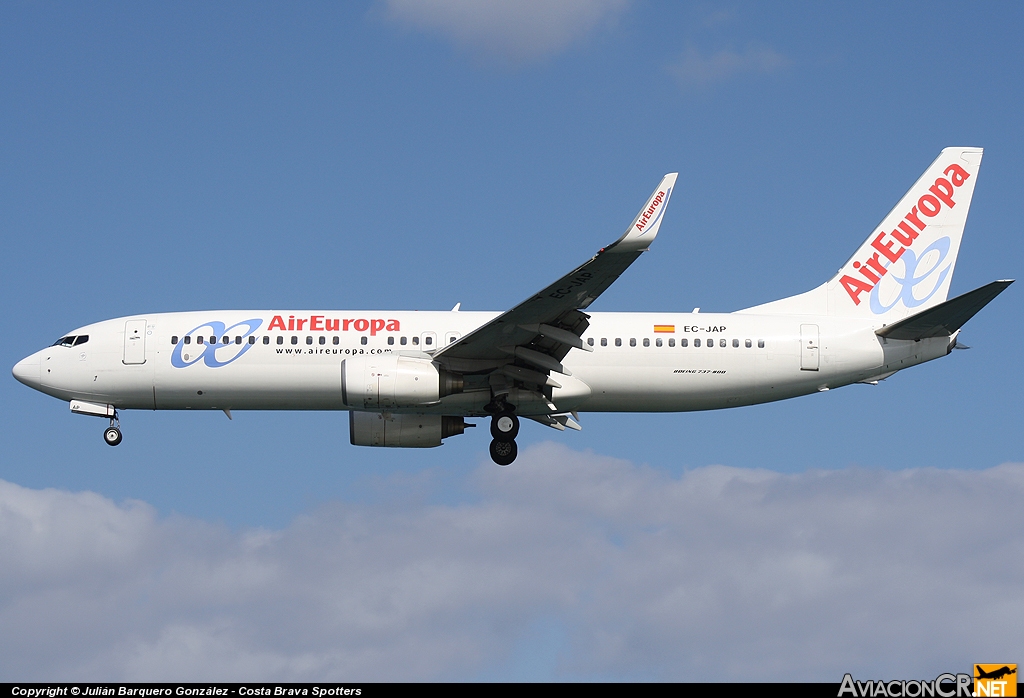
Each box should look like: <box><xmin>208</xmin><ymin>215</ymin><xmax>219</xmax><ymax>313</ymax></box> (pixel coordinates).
<box><xmin>15</xmin><ymin>309</ymin><xmax>951</xmax><ymax>416</ymax></box>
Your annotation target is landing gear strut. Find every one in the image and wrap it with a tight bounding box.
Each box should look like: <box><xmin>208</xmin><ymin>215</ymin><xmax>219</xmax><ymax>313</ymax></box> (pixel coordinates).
<box><xmin>103</xmin><ymin>411</ymin><xmax>122</xmax><ymax>446</ymax></box>
<box><xmin>488</xmin><ymin>412</ymin><xmax>519</xmax><ymax>466</ymax></box>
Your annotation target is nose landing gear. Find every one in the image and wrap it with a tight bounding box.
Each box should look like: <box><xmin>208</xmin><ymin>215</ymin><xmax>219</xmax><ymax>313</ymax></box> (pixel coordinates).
<box><xmin>488</xmin><ymin>412</ymin><xmax>519</xmax><ymax>466</ymax></box>
<box><xmin>103</xmin><ymin>411</ymin><xmax>122</xmax><ymax>446</ymax></box>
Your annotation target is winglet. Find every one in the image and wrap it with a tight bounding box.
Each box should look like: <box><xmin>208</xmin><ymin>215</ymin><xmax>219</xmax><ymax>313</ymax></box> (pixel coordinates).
<box><xmin>607</xmin><ymin>173</ymin><xmax>678</xmax><ymax>253</ymax></box>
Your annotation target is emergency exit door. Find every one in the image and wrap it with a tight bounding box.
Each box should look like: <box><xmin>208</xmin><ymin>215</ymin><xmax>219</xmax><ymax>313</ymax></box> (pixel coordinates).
<box><xmin>800</xmin><ymin>324</ymin><xmax>819</xmax><ymax>371</ymax></box>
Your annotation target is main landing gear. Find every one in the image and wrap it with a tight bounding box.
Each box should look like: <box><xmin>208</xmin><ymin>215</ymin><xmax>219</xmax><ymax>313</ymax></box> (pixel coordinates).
<box><xmin>103</xmin><ymin>411</ymin><xmax>122</xmax><ymax>446</ymax></box>
<box><xmin>488</xmin><ymin>412</ymin><xmax>519</xmax><ymax>466</ymax></box>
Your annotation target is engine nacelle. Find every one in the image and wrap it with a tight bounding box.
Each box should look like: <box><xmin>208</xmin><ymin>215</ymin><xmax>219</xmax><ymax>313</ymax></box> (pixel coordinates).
<box><xmin>349</xmin><ymin>411</ymin><xmax>471</xmax><ymax>448</ymax></box>
<box><xmin>342</xmin><ymin>355</ymin><xmax>463</xmax><ymax>409</ymax></box>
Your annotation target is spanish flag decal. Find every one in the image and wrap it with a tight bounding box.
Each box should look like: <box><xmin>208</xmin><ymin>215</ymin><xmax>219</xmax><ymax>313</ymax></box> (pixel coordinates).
<box><xmin>653</xmin><ymin>325</ymin><xmax>675</xmax><ymax>333</ymax></box>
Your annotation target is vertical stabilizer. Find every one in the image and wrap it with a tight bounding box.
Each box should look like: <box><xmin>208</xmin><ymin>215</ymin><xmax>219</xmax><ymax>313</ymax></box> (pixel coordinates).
<box><xmin>740</xmin><ymin>148</ymin><xmax>983</xmax><ymax>322</ymax></box>
<box><xmin>827</xmin><ymin>147</ymin><xmax>982</xmax><ymax>321</ymax></box>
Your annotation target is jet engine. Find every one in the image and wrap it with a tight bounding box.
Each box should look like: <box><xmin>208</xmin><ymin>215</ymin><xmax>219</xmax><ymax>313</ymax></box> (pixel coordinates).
<box><xmin>349</xmin><ymin>411</ymin><xmax>471</xmax><ymax>448</ymax></box>
<box><xmin>341</xmin><ymin>355</ymin><xmax>463</xmax><ymax>409</ymax></box>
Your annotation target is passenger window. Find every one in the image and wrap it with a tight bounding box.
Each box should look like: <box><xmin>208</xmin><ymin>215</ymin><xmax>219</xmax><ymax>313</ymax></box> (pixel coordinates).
<box><xmin>197</xmin><ymin>336</ymin><xmax>204</xmax><ymax>345</ymax></box>
<box><xmin>277</xmin><ymin>336</ymin><xmax>284</xmax><ymax>345</ymax></box>
<box><xmin>234</xmin><ymin>336</ymin><xmax>241</xmax><ymax>344</ymax></box>
<box><xmin>758</xmin><ymin>339</ymin><xmax>765</xmax><ymax>348</ymax></box>
<box><xmin>184</xmin><ymin>336</ymin><xmax>191</xmax><ymax>345</ymax></box>
<box><xmin>171</xmin><ymin>336</ymin><xmax>179</xmax><ymax>345</ymax></box>
<box><xmin>655</xmin><ymin>338</ymin><xmax>662</xmax><ymax>347</ymax></box>
<box><xmin>210</xmin><ymin>336</ymin><xmax>216</xmax><ymax>344</ymax></box>
<box><xmin>732</xmin><ymin>339</ymin><xmax>739</xmax><ymax>348</ymax></box>
<box><xmin>745</xmin><ymin>339</ymin><xmax>752</xmax><ymax>348</ymax></box>
<box><xmin>319</xmin><ymin>336</ymin><xmax>326</xmax><ymax>345</ymax></box>
<box><xmin>694</xmin><ymin>338</ymin><xmax>701</xmax><ymax>347</ymax></box>
<box><xmin>333</xmin><ymin>336</ymin><xmax>339</xmax><ymax>345</ymax></box>
<box><xmin>630</xmin><ymin>338</ymin><xmax>636</xmax><ymax>347</ymax></box>
<box><xmin>720</xmin><ymin>339</ymin><xmax>726</xmax><ymax>348</ymax></box>
<box><xmin>669</xmin><ymin>338</ymin><xmax>675</xmax><ymax>347</ymax></box>
<box><xmin>387</xmin><ymin>336</ymin><xmax>394</xmax><ymax>345</ymax></box>
<box><xmin>425</xmin><ymin>336</ymin><xmax>433</xmax><ymax>346</ymax></box>
<box><xmin>401</xmin><ymin>336</ymin><xmax>408</xmax><ymax>345</ymax></box>
<box><xmin>601</xmin><ymin>338</ymin><xmax>607</xmax><ymax>347</ymax></box>
<box><xmin>587</xmin><ymin>337</ymin><xmax>594</xmax><ymax>346</ymax></box>
<box><xmin>708</xmin><ymin>339</ymin><xmax>714</xmax><ymax>349</ymax></box>
<box><xmin>306</xmin><ymin>336</ymin><xmax>313</xmax><ymax>345</ymax></box>
<box><xmin>291</xmin><ymin>336</ymin><xmax>298</xmax><ymax>345</ymax></box>
<box><xmin>263</xmin><ymin>336</ymin><xmax>270</xmax><ymax>345</ymax></box>
<box><xmin>413</xmin><ymin>336</ymin><xmax>419</xmax><ymax>345</ymax></box>
<box><xmin>615</xmin><ymin>338</ymin><xmax>622</xmax><ymax>347</ymax></box>
<box><xmin>643</xmin><ymin>338</ymin><xmax>650</xmax><ymax>347</ymax></box>
<box><xmin>361</xmin><ymin>337</ymin><xmax>368</xmax><ymax>345</ymax></box>
<box><xmin>249</xmin><ymin>336</ymin><xmax>256</xmax><ymax>345</ymax></box>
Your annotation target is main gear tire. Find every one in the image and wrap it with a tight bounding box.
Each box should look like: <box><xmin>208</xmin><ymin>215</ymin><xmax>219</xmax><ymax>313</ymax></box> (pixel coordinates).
<box><xmin>490</xmin><ymin>413</ymin><xmax>520</xmax><ymax>440</ymax></box>
<box><xmin>489</xmin><ymin>438</ymin><xmax>517</xmax><ymax>466</ymax></box>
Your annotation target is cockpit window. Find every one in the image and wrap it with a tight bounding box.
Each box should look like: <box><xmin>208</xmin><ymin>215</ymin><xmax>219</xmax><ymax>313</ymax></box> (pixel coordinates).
<box><xmin>52</xmin><ymin>336</ymin><xmax>76</xmax><ymax>347</ymax></box>
<box><xmin>73</xmin><ymin>335</ymin><xmax>89</xmax><ymax>346</ymax></box>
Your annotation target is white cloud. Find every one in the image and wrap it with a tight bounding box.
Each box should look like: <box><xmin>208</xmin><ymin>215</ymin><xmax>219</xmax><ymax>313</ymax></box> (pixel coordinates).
<box><xmin>379</xmin><ymin>0</ymin><xmax>629</xmax><ymax>63</ymax></box>
<box><xmin>2</xmin><ymin>447</ymin><xmax>1023</xmax><ymax>681</ymax></box>
<box><xmin>669</xmin><ymin>44</ymin><xmax>791</xmax><ymax>87</ymax></box>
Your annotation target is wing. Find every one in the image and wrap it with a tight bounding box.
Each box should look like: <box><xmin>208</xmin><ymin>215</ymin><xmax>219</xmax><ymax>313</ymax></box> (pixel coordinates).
<box><xmin>433</xmin><ymin>173</ymin><xmax>678</xmax><ymax>382</ymax></box>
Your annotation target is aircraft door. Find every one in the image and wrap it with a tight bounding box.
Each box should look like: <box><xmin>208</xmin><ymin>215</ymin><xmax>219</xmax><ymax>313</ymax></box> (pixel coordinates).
<box><xmin>800</xmin><ymin>324</ymin><xmax>819</xmax><ymax>371</ymax></box>
<box><xmin>123</xmin><ymin>319</ymin><xmax>147</xmax><ymax>365</ymax></box>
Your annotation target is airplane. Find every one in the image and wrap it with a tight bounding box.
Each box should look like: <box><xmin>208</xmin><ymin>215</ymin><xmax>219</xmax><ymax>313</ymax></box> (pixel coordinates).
<box><xmin>975</xmin><ymin>666</ymin><xmax>1016</xmax><ymax>681</ymax></box>
<box><xmin>12</xmin><ymin>147</ymin><xmax>1012</xmax><ymax>465</ymax></box>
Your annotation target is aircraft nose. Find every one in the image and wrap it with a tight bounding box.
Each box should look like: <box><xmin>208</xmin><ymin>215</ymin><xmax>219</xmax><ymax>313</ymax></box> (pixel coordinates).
<box><xmin>12</xmin><ymin>354</ymin><xmax>40</xmax><ymax>389</ymax></box>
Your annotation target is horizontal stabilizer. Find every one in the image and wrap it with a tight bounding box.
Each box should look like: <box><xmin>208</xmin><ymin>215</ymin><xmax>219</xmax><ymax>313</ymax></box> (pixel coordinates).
<box><xmin>876</xmin><ymin>280</ymin><xmax>1013</xmax><ymax>340</ymax></box>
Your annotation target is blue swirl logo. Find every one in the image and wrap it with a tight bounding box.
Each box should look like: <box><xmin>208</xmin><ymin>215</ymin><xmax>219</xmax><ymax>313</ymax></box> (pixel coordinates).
<box><xmin>869</xmin><ymin>237</ymin><xmax>952</xmax><ymax>315</ymax></box>
<box><xmin>170</xmin><ymin>319</ymin><xmax>263</xmax><ymax>368</ymax></box>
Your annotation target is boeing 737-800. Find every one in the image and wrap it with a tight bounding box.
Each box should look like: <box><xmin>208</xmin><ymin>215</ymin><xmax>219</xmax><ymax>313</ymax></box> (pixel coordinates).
<box><xmin>12</xmin><ymin>148</ymin><xmax>1012</xmax><ymax>464</ymax></box>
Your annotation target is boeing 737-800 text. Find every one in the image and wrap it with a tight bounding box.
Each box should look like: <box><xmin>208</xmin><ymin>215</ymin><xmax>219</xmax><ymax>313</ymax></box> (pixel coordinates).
<box><xmin>12</xmin><ymin>148</ymin><xmax>1012</xmax><ymax>464</ymax></box>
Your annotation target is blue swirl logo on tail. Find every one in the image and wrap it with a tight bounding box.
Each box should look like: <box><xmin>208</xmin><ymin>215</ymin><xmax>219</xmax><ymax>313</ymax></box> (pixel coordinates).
<box><xmin>870</xmin><ymin>237</ymin><xmax>952</xmax><ymax>315</ymax></box>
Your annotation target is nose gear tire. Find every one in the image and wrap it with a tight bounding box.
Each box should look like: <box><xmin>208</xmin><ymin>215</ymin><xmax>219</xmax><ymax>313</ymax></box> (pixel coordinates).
<box><xmin>103</xmin><ymin>426</ymin><xmax>123</xmax><ymax>446</ymax></box>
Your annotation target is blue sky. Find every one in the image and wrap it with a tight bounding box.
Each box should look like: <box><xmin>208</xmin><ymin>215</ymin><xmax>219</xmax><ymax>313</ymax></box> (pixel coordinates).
<box><xmin>1</xmin><ymin>1</ymin><xmax>1022</xmax><ymax>681</ymax></box>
